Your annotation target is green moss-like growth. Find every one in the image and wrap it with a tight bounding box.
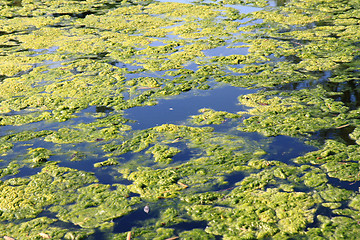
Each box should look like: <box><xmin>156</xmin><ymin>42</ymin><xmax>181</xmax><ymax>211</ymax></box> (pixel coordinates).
<box><xmin>51</xmin><ymin>184</ymin><xmax>139</xmax><ymax>228</ymax></box>
<box><xmin>26</xmin><ymin>147</ymin><xmax>52</xmax><ymax>163</ymax></box>
<box><xmin>94</xmin><ymin>158</ymin><xmax>120</xmax><ymax>168</ymax></box>
<box><xmin>179</xmin><ymin>229</ymin><xmax>216</xmax><ymax>240</ymax></box>
<box><xmin>186</xmin><ymin>187</ymin><xmax>318</xmax><ymax>238</ymax></box>
<box><xmin>190</xmin><ymin>108</ymin><xmax>240</xmax><ymax>125</ymax></box>
<box><xmin>0</xmin><ymin>162</ymin><xmax>20</xmax><ymax>179</ymax></box>
<box><xmin>0</xmin><ymin>0</ymin><xmax>359</xmax><ymax>238</ymax></box>
<box><xmin>237</xmin><ymin>87</ymin><xmax>351</xmax><ymax>137</ymax></box>
<box><xmin>146</xmin><ymin>144</ymin><xmax>181</xmax><ymax>163</ymax></box>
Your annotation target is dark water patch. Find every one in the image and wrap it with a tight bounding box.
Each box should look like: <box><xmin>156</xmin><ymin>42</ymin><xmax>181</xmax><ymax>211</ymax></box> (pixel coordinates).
<box><xmin>198</xmin><ymin>169</ymin><xmax>258</xmax><ymax>193</ymax></box>
<box><xmin>327</xmin><ymin>176</ymin><xmax>360</xmax><ymax>192</ymax></box>
<box><xmin>310</xmin><ymin>126</ymin><xmax>357</xmax><ymax>146</ymax></box>
<box><xmin>94</xmin><ymin>168</ymin><xmax>133</xmax><ymax>185</ymax></box>
<box><xmin>126</xmin><ymin>85</ymin><xmax>255</xmax><ymax>130</ymax></box>
<box><xmin>29</xmin><ymin>46</ymin><xmax>59</xmax><ymax>56</ymax></box>
<box><xmin>170</xmin><ymin>144</ymin><xmax>196</xmax><ymax>163</ymax></box>
<box><xmin>113</xmin><ymin>206</ymin><xmax>160</xmax><ymax>233</ymax></box>
<box><xmin>292</xmin><ymin>183</ymin><xmax>313</xmax><ymax>193</ymax></box>
<box><xmin>37</xmin><ymin>209</ymin><xmax>60</xmax><ymax>219</ymax></box>
<box><xmin>325</xmin><ymin>80</ymin><xmax>360</xmax><ymax>110</ymax></box>
<box><xmin>272</xmin><ymin>71</ymin><xmax>331</xmax><ymax>91</ymax></box>
<box><xmin>50</xmin><ymin>11</ymin><xmax>96</xmax><ymax>18</ymax></box>
<box><xmin>57</xmin><ymin>149</ymin><xmax>107</xmax><ymax>172</ymax></box>
<box><xmin>307</xmin><ymin>204</ymin><xmax>337</xmax><ymax>229</ymax></box>
<box><xmin>220</xmin><ymin>170</ymin><xmax>246</xmax><ymax>189</ymax></box>
<box><xmin>2</xmin><ymin>166</ymin><xmax>39</xmax><ymax>180</ymax></box>
<box><xmin>224</xmin><ymin>5</ymin><xmax>263</xmax><ymax>14</ymax></box>
<box><xmin>183</xmin><ymin>62</ymin><xmax>199</xmax><ymax>71</ymax></box>
<box><xmin>171</xmin><ymin>220</ymin><xmax>209</xmax><ymax>234</ymax></box>
<box><xmin>264</xmin><ymin>135</ymin><xmax>318</xmax><ymax>164</ymax></box>
<box><xmin>7</xmin><ymin>0</ymin><xmax>22</xmax><ymax>7</ymax></box>
<box><xmin>269</xmin><ymin>0</ymin><xmax>289</xmax><ymax>7</ymax></box>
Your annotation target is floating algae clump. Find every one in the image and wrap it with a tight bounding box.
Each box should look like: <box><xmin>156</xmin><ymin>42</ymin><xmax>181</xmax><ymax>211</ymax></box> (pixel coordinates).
<box><xmin>94</xmin><ymin>158</ymin><xmax>120</xmax><ymax>168</ymax></box>
<box><xmin>237</xmin><ymin>87</ymin><xmax>352</xmax><ymax>137</ymax></box>
<box><xmin>26</xmin><ymin>147</ymin><xmax>52</xmax><ymax>163</ymax></box>
<box><xmin>190</xmin><ymin>108</ymin><xmax>240</xmax><ymax>125</ymax></box>
<box><xmin>51</xmin><ymin>183</ymin><xmax>139</xmax><ymax>228</ymax></box>
<box><xmin>185</xmin><ymin>187</ymin><xmax>318</xmax><ymax>239</ymax></box>
<box><xmin>0</xmin><ymin>163</ymin><xmax>140</xmax><ymax>236</ymax></box>
<box><xmin>146</xmin><ymin>144</ymin><xmax>181</xmax><ymax>163</ymax></box>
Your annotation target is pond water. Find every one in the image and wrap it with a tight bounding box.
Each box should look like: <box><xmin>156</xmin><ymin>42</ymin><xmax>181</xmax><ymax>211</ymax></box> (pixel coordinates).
<box><xmin>0</xmin><ymin>0</ymin><xmax>359</xmax><ymax>239</ymax></box>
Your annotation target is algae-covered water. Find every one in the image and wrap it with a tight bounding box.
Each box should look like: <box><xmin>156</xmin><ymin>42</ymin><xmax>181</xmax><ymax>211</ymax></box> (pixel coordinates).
<box><xmin>0</xmin><ymin>0</ymin><xmax>359</xmax><ymax>239</ymax></box>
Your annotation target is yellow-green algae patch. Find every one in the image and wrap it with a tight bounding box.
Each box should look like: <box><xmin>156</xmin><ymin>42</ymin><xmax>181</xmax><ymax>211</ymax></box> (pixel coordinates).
<box><xmin>190</xmin><ymin>108</ymin><xmax>240</xmax><ymax>125</ymax></box>
<box><xmin>146</xmin><ymin>144</ymin><xmax>181</xmax><ymax>163</ymax></box>
<box><xmin>0</xmin><ymin>163</ymin><xmax>141</xmax><ymax>232</ymax></box>
<box><xmin>185</xmin><ymin>187</ymin><xmax>318</xmax><ymax>239</ymax></box>
<box><xmin>237</xmin><ymin>86</ymin><xmax>354</xmax><ymax>137</ymax></box>
<box><xmin>294</xmin><ymin>140</ymin><xmax>360</xmax><ymax>182</ymax></box>
<box><xmin>0</xmin><ymin>162</ymin><xmax>20</xmax><ymax>178</ymax></box>
<box><xmin>94</xmin><ymin>158</ymin><xmax>120</xmax><ymax>168</ymax></box>
<box><xmin>0</xmin><ymin>216</ymin><xmax>95</xmax><ymax>240</ymax></box>
<box><xmin>50</xmin><ymin>183</ymin><xmax>139</xmax><ymax>228</ymax></box>
<box><xmin>0</xmin><ymin>0</ymin><xmax>359</xmax><ymax>238</ymax></box>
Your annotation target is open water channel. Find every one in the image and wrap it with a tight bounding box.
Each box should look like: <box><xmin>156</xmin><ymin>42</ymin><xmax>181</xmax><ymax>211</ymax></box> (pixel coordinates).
<box><xmin>0</xmin><ymin>0</ymin><xmax>359</xmax><ymax>239</ymax></box>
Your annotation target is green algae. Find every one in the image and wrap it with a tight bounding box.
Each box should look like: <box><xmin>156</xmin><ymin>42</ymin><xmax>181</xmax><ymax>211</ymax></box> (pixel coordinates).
<box><xmin>146</xmin><ymin>144</ymin><xmax>181</xmax><ymax>163</ymax></box>
<box><xmin>0</xmin><ymin>216</ymin><xmax>95</xmax><ymax>240</ymax></box>
<box><xmin>318</xmin><ymin>184</ymin><xmax>353</xmax><ymax>202</ymax></box>
<box><xmin>0</xmin><ymin>141</ymin><xmax>13</xmax><ymax>154</ymax></box>
<box><xmin>185</xmin><ymin>187</ymin><xmax>318</xmax><ymax>238</ymax></box>
<box><xmin>293</xmin><ymin>140</ymin><xmax>360</xmax><ymax>182</ymax></box>
<box><xmin>0</xmin><ymin>0</ymin><xmax>359</xmax><ymax>238</ymax></box>
<box><xmin>94</xmin><ymin>158</ymin><xmax>120</xmax><ymax>168</ymax></box>
<box><xmin>111</xmin><ymin>227</ymin><xmax>175</xmax><ymax>240</ymax></box>
<box><xmin>0</xmin><ymin>162</ymin><xmax>20</xmax><ymax>178</ymax></box>
<box><xmin>237</xmin><ymin>86</ymin><xmax>353</xmax><ymax>137</ymax></box>
<box><xmin>51</xmin><ymin>183</ymin><xmax>139</xmax><ymax>228</ymax></box>
<box><xmin>179</xmin><ymin>229</ymin><xmax>216</xmax><ymax>239</ymax></box>
<box><xmin>0</xmin><ymin>163</ymin><xmax>141</xmax><ymax>235</ymax></box>
<box><xmin>190</xmin><ymin>108</ymin><xmax>240</xmax><ymax>125</ymax></box>
<box><xmin>26</xmin><ymin>147</ymin><xmax>52</xmax><ymax>163</ymax></box>
<box><xmin>309</xmin><ymin>214</ymin><xmax>360</xmax><ymax>239</ymax></box>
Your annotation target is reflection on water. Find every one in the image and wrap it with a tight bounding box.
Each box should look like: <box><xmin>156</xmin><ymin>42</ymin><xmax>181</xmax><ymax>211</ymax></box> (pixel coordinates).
<box><xmin>125</xmin><ymin>85</ymin><xmax>254</xmax><ymax>130</ymax></box>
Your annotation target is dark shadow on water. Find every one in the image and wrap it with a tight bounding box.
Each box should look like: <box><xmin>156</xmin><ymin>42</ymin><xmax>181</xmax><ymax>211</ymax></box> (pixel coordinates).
<box><xmin>264</xmin><ymin>135</ymin><xmax>318</xmax><ymax>164</ymax></box>
<box><xmin>113</xmin><ymin>207</ymin><xmax>160</xmax><ymax>233</ymax></box>
<box><xmin>327</xmin><ymin>176</ymin><xmax>360</xmax><ymax>191</ymax></box>
<box><xmin>310</xmin><ymin>126</ymin><xmax>357</xmax><ymax>146</ymax></box>
<box><xmin>307</xmin><ymin>204</ymin><xmax>338</xmax><ymax>229</ymax></box>
<box><xmin>112</xmin><ymin>207</ymin><xmax>213</xmax><ymax>237</ymax></box>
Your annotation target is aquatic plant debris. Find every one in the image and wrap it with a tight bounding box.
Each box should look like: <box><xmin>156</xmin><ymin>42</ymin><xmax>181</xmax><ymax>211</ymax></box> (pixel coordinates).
<box><xmin>0</xmin><ymin>0</ymin><xmax>359</xmax><ymax>239</ymax></box>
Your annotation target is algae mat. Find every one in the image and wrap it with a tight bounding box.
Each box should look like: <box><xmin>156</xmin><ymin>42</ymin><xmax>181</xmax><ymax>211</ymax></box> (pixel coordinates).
<box><xmin>0</xmin><ymin>0</ymin><xmax>359</xmax><ymax>239</ymax></box>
